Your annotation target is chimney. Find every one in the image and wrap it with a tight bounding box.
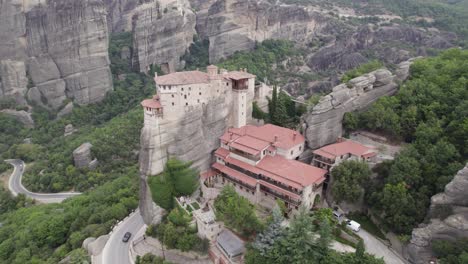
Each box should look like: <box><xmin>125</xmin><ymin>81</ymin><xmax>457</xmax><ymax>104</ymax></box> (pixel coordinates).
<box><xmin>274</xmin><ymin>135</ymin><xmax>278</xmax><ymax>142</ymax></box>
<box><xmin>337</xmin><ymin>137</ymin><xmax>344</xmax><ymax>143</ymax></box>
<box><xmin>293</xmin><ymin>132</ymin><xmax>297</xmax><ymax>140</ymax></box>
<box><xmin>229</xmin><ymin>132</ymin><xmax>233</xmax><ymax>140</ymax></box>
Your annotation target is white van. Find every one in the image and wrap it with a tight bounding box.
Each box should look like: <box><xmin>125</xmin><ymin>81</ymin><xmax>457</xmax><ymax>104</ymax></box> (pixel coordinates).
<box><xmin>346</xmin><ymin>220</ymin><xmax>361</xmax><ymax>232</ymax></box>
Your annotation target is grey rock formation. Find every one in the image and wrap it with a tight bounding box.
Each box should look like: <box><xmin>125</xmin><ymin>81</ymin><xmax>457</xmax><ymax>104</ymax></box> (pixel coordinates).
<box><xmin>84</xmin><ymin>235</ymin><xmax>109</xmax><ymax>256</ymax></box>
<box><xmin>139</xmin><ymin>96</ymin><xmax>231</xmax><ymax>224</ymax></box>
<box><xmin>0</xmin><ymin>60</ymin><xmax>28</xmax><ymax>105</ymax></box>
<box><xmin>0</xmin><ymin>109</ymin><xmax>34</xmax><ymax>128</ymax></box>
<box><xmin>406</xmin><ymin>165</ymin><xmax>468</xmax><ymax>264</ymax></box>
<box><xmin>308</xmin><ymin>25</ymin><xmax>452</xmax><ymax>71</ymax></box>
<box><xmin>57</xmin><ymin>102</ymin><xmax>74</xmax><ymax>118</ymax></box>
<box><xmin>198</xmin><ymin>0</ymin><xmax>329</xmax><ymax>63</ymax></box>
<box><xmin>64</xmin><ymin>124</ymin><xmax>76</xmax><ymax>137</ymax></box>
<box><xmin>73</xmin><ymin>142</ymin><xmax>94</xmax><ymax>169</ymax></box>
<box><xmin>0</xmin><ymin>0</ymin><xmax>113</xmax><ymax>109</ymax></box>
<box><xmin>139</xmin><ymin>172</ymin><xmax>166</xmax><ymax>225</ymax></box>
<box><xmin>131</xmin><ymin>0</ymin><xmax>196</xmax><ymax>73</ymax></box>
<box><xmin>103</xmin><ymin>0</ymin><xmax>141</xmax><ymax>32</ymax></box>
<box><xmin>304</xmin><ymin>60</ymin><xmax>413</xmax><ymax>149</ymax></box>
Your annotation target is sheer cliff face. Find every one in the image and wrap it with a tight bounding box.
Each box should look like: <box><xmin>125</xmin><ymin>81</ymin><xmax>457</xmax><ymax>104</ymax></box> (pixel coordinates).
<box><xmin>406</xmin><ymin>165</ymin><xmax>468</xmax><ymax>264</ymax></box>
<box><xmin>131</xmin><ymin>0</ymin><xmax>196</xmax><ymax>73</ymax></box>
<box><xmin>0</xmin><ymin>0</ymin><xmax>113</xmax><ymax>109</ymax></box>
<box><xmin>138</xmin><ymin>97</ymin><xmax>232</xmax><ymax>224</ymax></box>
<box><xmin>197</xmin><ymin>0</ymin><xmax>328</xmax><ymax>63</ymax></box>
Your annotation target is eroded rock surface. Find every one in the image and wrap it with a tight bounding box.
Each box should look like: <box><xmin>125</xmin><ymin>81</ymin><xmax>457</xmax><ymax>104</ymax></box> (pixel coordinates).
<box><xmin>0</xmin><ymin>109</ymin><xmax>34</xmax><ymax>128</ymax></box>
<box><xmin>0</xmin><ymin>0</ymin><xmax>113</xmax><ymax>109</ymax></box>
<box><xmin>139</xmin><ymin>96</ymin><xmax>231</xmax><ymax>224</ymax></box>
<box><xmin>73</xmin><ymin>142</ymin><xmax>94</xmax><ymax>169</ymax></box>
<box><xmin>198</xmin><ymin>0</ymin><xmax>329</xmax><ymax>63</ymax></box>
<box><xmin>131</xmin><ymin>0</ymin><xmax>196</xmax><ymax>73</ymax></box>
<box><xmin>304</xmin><ymin>60</ymin><xmax>413</xmax><ymax>149</ymax></box>
<box><xmin>406</xmin><ymin>165</ymin><xmax>468</xmax><ymax>264</ymax></box>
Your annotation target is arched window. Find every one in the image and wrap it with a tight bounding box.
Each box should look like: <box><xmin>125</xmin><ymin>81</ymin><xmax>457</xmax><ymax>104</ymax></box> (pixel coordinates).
<box><xmin>184</xmin><ymin>95</ymin><xmax>187</xmax><ymax>99</ymax></box>
<box><xmin>172</xmin><ymin>102</ymin><xmax>175</xmax><ymax>106</ymax></box>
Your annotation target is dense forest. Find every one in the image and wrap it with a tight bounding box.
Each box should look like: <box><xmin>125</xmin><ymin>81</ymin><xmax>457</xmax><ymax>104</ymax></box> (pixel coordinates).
<box><xmin>343</xmin><ymin>49</ymin><xmax>467</xmax><ymax>235</ymax></box>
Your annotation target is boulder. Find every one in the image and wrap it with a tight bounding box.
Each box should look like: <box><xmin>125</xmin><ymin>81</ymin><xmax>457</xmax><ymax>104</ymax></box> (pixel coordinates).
<box><xmin>73</xmin><ymin>142</ymin><xmax>93</xmax><ymax>169</ymax></box>
<box><xmin>57</xmin><ymin>102</ymin><xmax>74</xmax><ymax>118</ymax></box>
<box><xmin>0</xmin><ymin>109</ymin><xmax>34</xmax><ymax>128</ymax></box>
<box><xmin>64</xmin><ymin>124</ymin><xmax>76</xmax><ymax>137</ymax></box>
<box><xmin>84</xmin><ymin>235</ymin><xmax>109</xmax><ymax>256</ymax></box>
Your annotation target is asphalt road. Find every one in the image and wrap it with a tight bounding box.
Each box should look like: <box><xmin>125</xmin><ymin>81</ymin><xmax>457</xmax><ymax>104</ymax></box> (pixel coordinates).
<box><xmin>6</xmin><ymin>159</ymin><xmax>81</xmax><ymax>203</ymax></box>
<box><xmin>101</xmin><ymin>209</ymin><xmax>145</xmax><ymax>264</ymax></box>
<box><xmin>358</xmin><ymin>229</ymin><xmax>407</xmax><ymax>264</ymax></box>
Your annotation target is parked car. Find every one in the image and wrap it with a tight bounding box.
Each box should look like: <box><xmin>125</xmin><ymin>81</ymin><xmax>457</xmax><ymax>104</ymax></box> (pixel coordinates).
<box><xmin>345</xmin><ymin>220</ymin><xmax>361</xmax><ymax>232</ymax></box>
<box><xmin>333</xmin><ymin>211</ymin><xmax>343</xmax><ymax>219</ymax></box>
<box><xmin>122</xmin><ymin>232</ymin><xmax>132</xmax><ymax>242</ymax></box>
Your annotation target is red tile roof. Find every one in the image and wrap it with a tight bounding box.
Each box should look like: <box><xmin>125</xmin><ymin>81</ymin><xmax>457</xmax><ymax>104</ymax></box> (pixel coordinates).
<box><xmin>155</xmin><ymin>71</ymin><xmax>209</xmax><ymax>85</ymax></box>
<box><xmin>259</xmin><ymin>180</ymin><xmax>302</xmax><ymax>201</ymax></box>
<box><xmin>223</xmin><ymin>71</ymin><xmax>256</xmax><ymax>80</ymax></box>
<box><xmin>200</xmin><ymin>169</ymin><xmax>218</xmax><ymax>180</ymax></box>
<box><xmin>220</xmin><ymin>124</ymin><xmax>304</xmax><ymax>150</ymax></box>
<box><xmin>257</xmin><ymin>155</ymin><xmax>327</xmax><ymax>187</ymax></box>
<box><xmin>313</xmin><ymin>140</ymin><xmax>376</xmax><ymax>160</ymax></box>
<box><xmin>233</xmin><ymin>135</ymin><xmax>270</xmax><ymax>151</ymax></box>
<box><xmin>223</xmin><ymin>152</ymin><xmax>325</xmax><ymax>189</ymax></box>
<box><xmin>230</xmin><ymin>142</ymin><xmax>261</xmax><ymax>156</ymax></box>
<box><xmin>141</xmin><ymin>98</ymin><xmax>162</xmax><ymax>109</ymax></box>
<box><xmin>212</xmin><ymin>163</ymin><xmax>257</xmax><ymax>187</ymax></box>
<box><xmin>214</xmin><ymin>147</ymin><xmax>230</xmax><ymax>159</ymax></box>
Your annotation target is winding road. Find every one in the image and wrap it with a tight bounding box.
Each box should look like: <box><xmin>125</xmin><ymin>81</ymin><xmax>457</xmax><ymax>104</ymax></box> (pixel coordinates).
<box><xmin>6</xmin><ymin>159</ymin><xmax>81</xmax><ymax>203</ymax></box>
<box><xmin>100</xmin><ymin>209</ymin><xmax>145</xmax><ymax>264</ymax></box>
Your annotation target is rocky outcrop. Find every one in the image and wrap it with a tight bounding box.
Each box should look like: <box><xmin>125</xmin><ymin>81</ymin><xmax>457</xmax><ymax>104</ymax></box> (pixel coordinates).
<box><xmin>0</xmin><ymin>60</ymin><xmax>28</xmax><ymax>105</ymax></box>
<box><xmin>73</xmin><ymin>142</ymin><xmax>94</xmax><ymax>169</ymax></box>
<box><xmin>0</xmin><ymin>0</ymin><xmax>113</xmax><ymax>109</ymax></box>
<box><xmin>83</xmin><ymin>235</ymin><xmax>109</xmax><ymax>256</ymax></box>
<box><xmin>406</xmin><ymin>165</ymin><xmax>468</xmax><ymax>264</ymax></box>
<box><xmin>131</xmin><ymin>0</ymin><xmax>196</xmax><ymax>73</ymax></box>
<box><xmin>308</xmin><ymin>25</ymin><xmax>452</xmax><ymax>71</ymax></box>
<box><xmin>198</xmin><ymin>0</ymin><xmax>329</xmax><ymax>63</ymax></box>
<box><xmin>0</xmin><ymin>109</ymin><xmax>35</xmax><ymax>128</ymax></box>
<box><xmin>139</xmin><ymin>96</ymin><xmax>231</xmax><ymax>224</ymax></box>
<box><xmin>304</xmin><ymin>59</ymin><xmax>414</xmax><ymax>149</ymax></box>
<box><xmin>57</xmin><ymin>102</ymin><xmax>74</xmax><ymax>118</ymax></box>
<box><xmin>64</xmin><ymin>124</ymin><xmax>76</xmax><ymax>137</ymax></box>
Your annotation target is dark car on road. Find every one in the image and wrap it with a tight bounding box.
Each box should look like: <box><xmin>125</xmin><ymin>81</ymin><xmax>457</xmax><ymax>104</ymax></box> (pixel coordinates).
<box><xmin>122</xmin><ymin>232</ymin><xmax>132</xmax><ymax>243</ymax></box>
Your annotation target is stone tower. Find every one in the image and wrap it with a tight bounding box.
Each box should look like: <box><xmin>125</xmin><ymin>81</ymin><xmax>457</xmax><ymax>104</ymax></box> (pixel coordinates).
<box><xmin>231</xmin><ymin>74</ymin><xmax>249</xmax><ymax>128</ymax></box>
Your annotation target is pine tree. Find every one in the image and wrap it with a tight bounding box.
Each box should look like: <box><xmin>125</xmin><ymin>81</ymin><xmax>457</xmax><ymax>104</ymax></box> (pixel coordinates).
<box><xmin>253</xmin><ymin>205</ymin><xmax>284</xmax><ymax>255</ymax></box>
<box><xmin>355</xmin><ymin>239</ymin><xmax>365</xmax><ymax>259</ymax></box>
